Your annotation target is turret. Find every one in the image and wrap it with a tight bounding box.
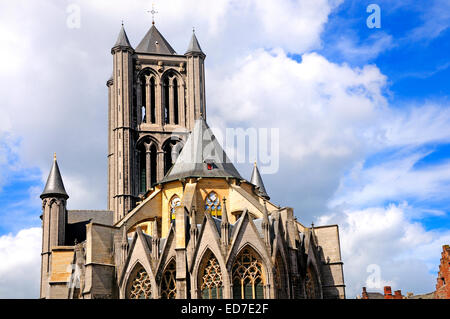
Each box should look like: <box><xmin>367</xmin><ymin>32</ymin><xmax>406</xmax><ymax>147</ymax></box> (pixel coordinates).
<box><xmin>40</xmin><ymin>154</ymin><xmax>69</xmax><ymax>298</ymax></box>
<box><xmin>251</xmin><ymin>162</ymin><xmax>270</xmax><ymax>200</ymax></box>
<box><xmin>185</xmin><ymin>30</ymin><xmax>206</xmax><ymax>124</ymax></box>
<box><xmin>109</xmin><ymin>24</ymin><xmax>135</xmax><ymax>222</ymax></box>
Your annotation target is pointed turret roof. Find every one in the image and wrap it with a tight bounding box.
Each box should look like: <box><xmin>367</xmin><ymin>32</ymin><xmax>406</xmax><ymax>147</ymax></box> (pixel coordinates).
<box><xmin>112</xmin><ymin>24</ymin><xmax>132</xmax><ymax>49</ymax></box>
<box><xmin>185</xmin><ymin>31</ymin><xmax>204</xmax><ymax>55</ymax></box>
<box><xmin>160</xmin><ymin>117</ymin><xmax>243</xmax><ymax>183</ymax></box>
<box><xmin>250</xmin><ymin>162</ymin><xmax>269</xmax><ymax>200</ymax></box>
<box><xmin>135</xmin><ymin>25</ymin><xmax>176</xmax><ymax>55</ymax></box>
<box><xmin>40</xmin><ymin>155</ymin><xmax>69</xmax><ymax>199</ymax></box>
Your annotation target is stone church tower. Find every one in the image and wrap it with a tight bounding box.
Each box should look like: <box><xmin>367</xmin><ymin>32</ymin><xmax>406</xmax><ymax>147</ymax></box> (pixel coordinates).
<box><xmin>108</xmin><ymin>22</ymin><xmax>206</xmax><ymax>222</ymax></box>
<box><xmin>39</xmin><ymin>20</ymin><xmax>346</xmax><ymax>300</ymax></box>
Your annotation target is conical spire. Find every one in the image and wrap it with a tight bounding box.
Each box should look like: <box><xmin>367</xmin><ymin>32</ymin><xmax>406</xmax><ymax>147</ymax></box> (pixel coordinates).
<box><xmin>135</xmin><ymin>25</ymin><xmax>176</xmax><ymax>54</ymax></box>
<box><xmin>40</xmin><ymin>154</ymin><xmax>69</xmax><ymax>199</ymax></box>
<box><xmin>185</xmin><ymin>30</ymin><xmax>204</xmax><ymax>55</ymax></box>
<box><xmin>160</xmin><ymin>117</ymin><xmax>243</xmax><ymax>183</ymax></box>
<box><xmin>251</xmin><ymin>162</ymin><xmax>269</xmax><ymax>200</ymax></box>
<box><xmin>112</xmin><ymin>24</ymin><xmax>132</xmax><ymax>49</ymax></box>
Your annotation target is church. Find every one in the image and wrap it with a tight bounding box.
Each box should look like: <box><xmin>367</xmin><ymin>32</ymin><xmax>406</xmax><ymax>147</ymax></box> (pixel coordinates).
<box><xmin>39</xmin><ymin>19</ymin><xmax>346</xmax><ymax>299</ymax></box>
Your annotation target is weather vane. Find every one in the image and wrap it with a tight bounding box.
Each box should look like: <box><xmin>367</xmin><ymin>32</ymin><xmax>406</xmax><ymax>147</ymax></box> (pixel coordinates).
<box><xmin>148</xmin><ymin>3</ymin><xmax>158</xmax><ymax>25</ymax></box>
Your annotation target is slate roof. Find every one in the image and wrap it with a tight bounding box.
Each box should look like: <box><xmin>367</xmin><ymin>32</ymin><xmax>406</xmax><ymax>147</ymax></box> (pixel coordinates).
<box><xmin>160</xmin><ymin>117</ymin><xmax>243</xmax><ymax>183</ymax></box>
<box><xmin>40</xmin><ymin>158</ymin><xmax>68</xmax><ymax>199</ymax></box>
<box><xmin>185</xmin><ymin>31</ymin><xmax>204</xmax><ymax>55</ymax></box>
<box><xmin>250</xmin><ymin>163</ymin><xmax>269</xmax><ymax>199</ymax></box>
<box><xmin>113</xmin><ymin>25</ymin><xmax>132</xmax><ymax>49</ymax></box>
<box><xmin>135</xmin><ymin>25</ymin><xmax>176</xmax><ymax>55</ymax></box>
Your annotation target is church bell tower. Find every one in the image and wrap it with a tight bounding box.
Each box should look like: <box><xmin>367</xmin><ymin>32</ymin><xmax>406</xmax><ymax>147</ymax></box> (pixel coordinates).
<box><xmin>107</xmin><ymin>21</ymin><xmax>206</xmax><ymax>222</ymax></box>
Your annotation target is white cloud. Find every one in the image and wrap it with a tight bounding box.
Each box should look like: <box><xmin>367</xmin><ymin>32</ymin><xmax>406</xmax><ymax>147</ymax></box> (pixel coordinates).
<box><xmin>0</xmin><ymin>0</ymin><xmax>449</xmax><ymax>299</ymax></box>
<box><xmin>318</xmin><ymin>204</ymin><xmax>450</xmax><ymax>297</ymax></box>
<box><xmin>332</xmin><ymin>150</ymin><xmax>450</xmax><ymax>208</ymax></box>
<box><xmin>0</xmin><ymin>228</ymin><xmax>41</xmax><ymax>298</ymax></box>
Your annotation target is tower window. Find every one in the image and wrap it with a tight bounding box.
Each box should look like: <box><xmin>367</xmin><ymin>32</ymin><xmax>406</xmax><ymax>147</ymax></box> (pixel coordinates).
<box><xmin>173</xmin><ymin>78</ymin><xmax>179</xmax><ymax>125</ymax></box>
<box><xmin>163</xmin><ymin>77</ymin><xmax>170</xmax><ymax>124</ymax></box>
<box><xmin>205</xmin><ymin>191</ymin><xmax>221</xmax><ymax>219</ymax></box>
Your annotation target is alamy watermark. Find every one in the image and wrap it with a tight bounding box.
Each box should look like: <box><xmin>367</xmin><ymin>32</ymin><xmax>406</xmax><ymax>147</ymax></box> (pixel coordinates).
<box><xmin>66</xmin><ymin>4</ymin><xmax>81</xmax><ymax>29</ymax></box>
<box><xmin>170</xmin><ymin>120</ymin><xmax>279</xmax><ymax>175</ymax></box>
<box><xmin>366</xmin><ymin>4</ymin><xmax>381</xmax><ymax>29</ymax></box>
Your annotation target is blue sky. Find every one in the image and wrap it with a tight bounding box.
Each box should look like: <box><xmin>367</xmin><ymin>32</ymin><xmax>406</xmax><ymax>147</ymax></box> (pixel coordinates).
<box><xmin>0</xmin><ymin>0</ymin><xmax>449</xmax><ymax>298</ymax></box>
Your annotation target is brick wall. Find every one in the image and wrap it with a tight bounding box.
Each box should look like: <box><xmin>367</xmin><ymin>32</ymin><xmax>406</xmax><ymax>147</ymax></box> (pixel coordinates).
<box><xmin>435</xmin><ymin>245</ymin><xmax>450</xmax><ymax>299</ymax></box>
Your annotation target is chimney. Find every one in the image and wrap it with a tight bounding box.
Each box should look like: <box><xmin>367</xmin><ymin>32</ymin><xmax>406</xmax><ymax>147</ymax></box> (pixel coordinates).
<box><xmin>394</xmin><ymin>290</ymin><xmax>403</xmax><ymax>299</ymax></box>
<box><xmin>362</xmin><ymin>287</ymin><xmax>368</xmax><ymax>299</ymax></box>
<box><xmin>384</xmin><ymin>286</ymin><xmax>393</xmax><ymax>299</ymax></box>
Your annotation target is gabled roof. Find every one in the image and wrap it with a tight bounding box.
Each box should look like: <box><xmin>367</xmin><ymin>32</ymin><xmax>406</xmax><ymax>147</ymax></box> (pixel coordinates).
<box><xmin>250</xmin><ymin>163</ymin><xmax>269</xmax><ymax>199</ymax></box>
<box><xmin>185</xmin><ymin>31</ymin><xmax>204</xmax><ymax>55</ymax></box>
<box><xmin>112</xmin><ymin>25</ymin><xmax>132</xmax><ymax>49</ymax></box>
<box><xmin>135</xmin><ymin>25</ymin><xmax>176</xmax><ymax>55</ymax></box>
<box><xmin>40</xmin><ymin>157</ymin><xmax>68</xmax><ymax>199</ymax></box>
<box><xmin>160</xmin><ymin>117</ymin><xmax>243</xmax><ymax>183</ymax></box>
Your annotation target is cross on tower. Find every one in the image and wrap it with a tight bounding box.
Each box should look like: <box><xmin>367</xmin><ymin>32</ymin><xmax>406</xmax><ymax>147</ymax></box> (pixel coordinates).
<box><xmin>147</xmin><ymin>3</ymin><xmax>158</xmax><ymax>25</ymax></box>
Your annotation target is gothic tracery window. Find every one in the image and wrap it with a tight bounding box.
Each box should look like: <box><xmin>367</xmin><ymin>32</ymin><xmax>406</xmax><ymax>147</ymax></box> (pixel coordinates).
<box><xmin>232</xmin><ymin>247</ymin><xmax>265</xmax><ymax>299</ymax></box>
<box><xmin>170</xmin><ymin>195</ymin><xmax>181</xmax><ymax>223</ymax></box>
<box><xmin>161</xmin><ymin>260</ymin><xmax>177</xmax><ymax>299</ymax></box>
<box><xmin>199</xmin><ymin>252</ymin><xmax>223</xmax><ymax>299</ymax></box>
<box><xmin>205</xmin><ymin>191</ymin><xmax>222</xmax><ymax>219</ymax></box>
<box><xmin>127</xmin><ymin>267</ymin><xmax>152</xmax><ymax>299</ymax></box>
<box><xmin>305</xmin><ymin>267</ymin><xmax>320</xmax><ymax>299</ymax></box>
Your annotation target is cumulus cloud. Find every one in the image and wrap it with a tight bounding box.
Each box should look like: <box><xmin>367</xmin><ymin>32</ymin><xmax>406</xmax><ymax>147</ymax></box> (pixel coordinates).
<box><xmin>318</xmin><ymin>204</ymin><xmax>450</xmax><ymax>297</ymax></box>
<box><xmin>0</xmin><ymin>228</ymin><xmax>41</xmax><ymax>298</ymax></box>
<box><xmin>0</xmin><ymin>0</ymin><xmax>449</xmax><ymax>299</ymax></box>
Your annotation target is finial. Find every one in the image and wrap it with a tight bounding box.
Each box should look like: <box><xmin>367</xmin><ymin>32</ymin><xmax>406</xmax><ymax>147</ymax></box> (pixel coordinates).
<box><xmin>54</xmin><ymin>152</ymin><xmax>56</xmax><ymax>161</ymax></box>
<box><xmin>121</xmin><ymin>20</ymin><xmax>124</xmax><ymax>26</ymax></box>
<box><xmin>254</xmin><ymin>161</ymin><xmax>257</xmax><ymax>167</ymax></box>
<box><xmin>148</xmin><ymin>3</ymin><xmax>158</xmax><ymax>25</ymax></box>
<box><xmin>311</xmin><ymin>222</ymin><xmax>314</xmax><ymax>228</ymax></box>
<box><xmin>193</xmin><ymin>26</ymin><xmax>195</xmax><ymax>33</ymax></box>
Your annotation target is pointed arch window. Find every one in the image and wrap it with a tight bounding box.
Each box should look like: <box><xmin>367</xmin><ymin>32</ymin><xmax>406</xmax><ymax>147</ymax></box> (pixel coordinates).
<box><xmin>199</xmin><ymin>251</ymin><xmax>223</xmax><ymax>299</ymax></box>
<box><xmin>163</xmin><ymin>76</ymin><xmax>170</xmax><ymax>124</ymax></box>
<box><xmin>139</xmin><ymin>69</ymin><xmax>156</xmax><ymax>124</ymax></box>
<box><xmin>173</xmin><ymin>77</ymin><xmax>179</xmax><ymax>125</ymax></box>
<box><xmin>161</xmin><ymin>260</ymin><xmax>177</xmax><ymax>299</ymax></box>
<box><xmin>232</xmin><ymin>247</ymin><xmax>265</xmax><ymax>299</ymax></box>
<box><xmin>170</xmin><ymin>195</ymin><xmax>181</xmax><ymax>223</ymax></box>
<box><xmin>127</xmin><ymin>266</ymin><xmax>152</xmax><ymax>299</ymax></box>
<box><xmin>139</xmin><ymin>140</ymin><xmax>157</xmax><ymax>193</ymax></box>
<box><xmin>205</xmin><ymin>191</ymin><xmax>222</xmax><ymax>219</ymax></box>
<box><xmin>305</xmin><ymin>267</ymin><xmax>320</xmax><ymax>299</ymax></box>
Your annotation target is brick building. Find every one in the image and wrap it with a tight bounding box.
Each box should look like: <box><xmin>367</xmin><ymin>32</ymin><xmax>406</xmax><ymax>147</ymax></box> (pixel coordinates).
<box><xmin>435</xmin><ymin>245</ymin><xmax>450</xmax><ymax>299</ymax></box>
<box><xmin>360</xmin><ymin>244</ymin><xmax>450</xmax><ymax>299</ymax></box>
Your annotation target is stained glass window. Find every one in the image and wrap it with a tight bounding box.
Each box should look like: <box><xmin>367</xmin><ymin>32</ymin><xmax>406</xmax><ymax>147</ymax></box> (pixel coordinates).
<box><xmin>232</xmin><ymin>247</ymin><xmax>265</xmax><ymax>299</ymax></box>
<box><xmin>128</xmin><ymin>267</ymin><xmax>152</xmax><ymax>299</ymax></box>
<box><xmin>205</xmin><ymin>191</ymin><xmax>222</xmax><ymax>219</ymax></box>
<box><xmin>200</xmin><ymin>253</ymin><xmax>223</xmax><ymax>299</ymax></box>
<box><xmin>161</xmin><ymin>260</ymin><xmax>177</xmax><ymax>299</ymax></box>
<box><xmin>170</xmin><ymin>196</ymin><xmax>181</xmax><ymax>223</ymax></box>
